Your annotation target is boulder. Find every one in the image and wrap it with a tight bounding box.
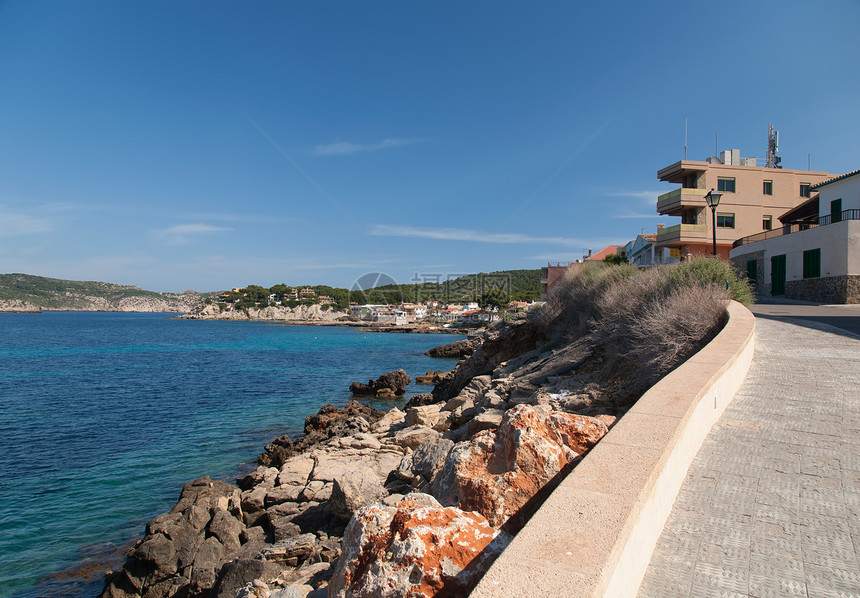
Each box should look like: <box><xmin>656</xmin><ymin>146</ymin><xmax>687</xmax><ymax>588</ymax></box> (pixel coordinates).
<box><xmin>328</xmin><ymin>493</ymin><xmax>510</xmax><ymax>598</ymax></box>
<box><xmin>265</xmin><ymin>484</ymin><xmax>305</xmax><ymax>506</ymax></box>
<box><xmin>430</xmin><ymin>404</ymin><xmax>608</xmax><ymax>527</ymax></box>
<box><xmin>370</xmin><ymin>407</ymin><xmax>405</xmax><ymax>434</ymax></box>
<box><xmin>414</xmin><ymin>370</ymin><xmax>454</xmax><ymax>385</ymax></box>
<box><xmin>393</xmin><ymin>425</ymin><xmax>440</xmax><ymax>450</ymax></box>
<box><xmin>404</xmin><ymin>404</ymin><xmax>443</xmax><ymax>428</ymax></box>
<box><xmin>410</xmin><ymin>437</ymin><xmax>454</xmax><ymax>481</ymax></box>
<box><xmin>101</xmin><ymin>476</ymin><xmax>242</xmax><ymax>598</ymax></box>
<box><xmin>330</xmin><ymin>468</ymin><xmax>389</xmax><ymax>521</ymax></box>
<box><xmin>336</xmin><ymin>432</ymin><xmax>381</xmax><ymax>451</ymax></box>
<box><xmin>212</xmin><ymin>559</ymin><xmax>285</xmax><ymax>598</ymax></box>
<box><xmin>308</xmin><ymin>448</ymin><xmax>403</xmax><ymax>485</ymax></box>
<box><xmin>207</xmin><ymin>510</ymin><xmax>245</xmax><ymax>551</ymax></box>
<box><xmin>259</xmin><ymin>533</ymin><xmax>318</xmax><ymax>565</ymax></box>
<box><xmin>259</xmin><ymin>402</ymin><xmax>385</xmax><ymax>466</ymax></box>
<box><xmin>277</xmin><ymin>456</ymin><xmax>315</xmax><ymax>486</ymax></box>
<box><xmin>349</xmin><ymin>369</ymin><xmax>412</xmax><ymax>396</ymax></box>
<box><xmin>425</xmin><ymin>338</ymin><xmax>480</xmax><ymax>358</ymax></box>
<box><xmin>467</xmin><ymin>408</ymin><xmax>505</xmax><ymax>435</ymax></box>
<box><xmin>403</xmin><ymin>393</ymin><xmax>439</xmax><ymax>409</ymax></box>
<box><xmin>375</xmin><ymin>388</ymin><xmax>396</xmax><ymax>400</ymax></box>
<box><xmin>190</xmin><ymin>536</ymin><xmax>227</xmax><ymax>589</ymax></box>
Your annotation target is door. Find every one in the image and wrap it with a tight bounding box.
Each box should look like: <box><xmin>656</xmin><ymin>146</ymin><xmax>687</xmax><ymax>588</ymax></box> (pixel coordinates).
<box><xmin>831</xmin><ymin>198</ymin><xmax>842</xmax><ymax>223</ymax></box>
<box><xmin>747</xmin><ymin>259</ymin><xmax>757</xmax><ymax>285</ymax></box>
<box><xmin>771</xmin><ymin>254</ymin><xmax>786</xmax><ymax>296</ymax></box>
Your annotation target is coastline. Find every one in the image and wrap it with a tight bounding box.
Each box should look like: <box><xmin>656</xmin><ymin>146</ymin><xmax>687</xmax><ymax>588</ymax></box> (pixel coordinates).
<box><xmin>2</xmin><ymin>315</ymin><xmax>458</xmax><ymax>598</ymax></box>
<box><xmin>97</xmin><ymin>268</ymin><xmax>733</xmax><ymax>598</ymax></box>
<box><xmin>97</xmin><ymin>313</ymin><xmax>622</xmax><ymax>598</ymax></box>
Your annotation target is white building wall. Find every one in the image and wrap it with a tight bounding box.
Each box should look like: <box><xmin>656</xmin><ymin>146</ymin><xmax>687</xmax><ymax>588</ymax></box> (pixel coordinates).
<box><xmin>817</xmin><ymin>173</ymin><xmax>860</xmax><ymax>219</ymax></box>
<box><xmin>731</xmin><ymin>220</ymin><xmax>860</xmax><ymax>282</ymax></box>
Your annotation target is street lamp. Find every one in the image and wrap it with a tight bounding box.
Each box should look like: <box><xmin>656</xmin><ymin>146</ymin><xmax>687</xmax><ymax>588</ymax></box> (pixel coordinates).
<box><xmin>705</xmin><ymin>188</ymin><xmax>722</xmax><ymax>257</ymax></box>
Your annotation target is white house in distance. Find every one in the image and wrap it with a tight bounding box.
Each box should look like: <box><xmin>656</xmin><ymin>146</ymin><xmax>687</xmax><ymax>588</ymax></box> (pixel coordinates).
<box><xmin>729</xmin><ymin>169</ymin><xmax>860</xmax><ymax>303</ymax></box>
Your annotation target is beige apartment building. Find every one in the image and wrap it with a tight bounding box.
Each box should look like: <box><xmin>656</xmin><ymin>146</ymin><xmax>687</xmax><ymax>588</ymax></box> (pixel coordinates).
<box><xmin>656</xmin><ymin>153</ymin><xmax>834</xmax><ymax>260</ymax></box>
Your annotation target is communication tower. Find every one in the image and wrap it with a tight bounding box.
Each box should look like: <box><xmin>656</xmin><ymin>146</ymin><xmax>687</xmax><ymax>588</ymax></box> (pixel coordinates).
<box><xmin>766</xmin><ymin>123</ymin><xmax>782</xmax><ymax>168</ymax></box>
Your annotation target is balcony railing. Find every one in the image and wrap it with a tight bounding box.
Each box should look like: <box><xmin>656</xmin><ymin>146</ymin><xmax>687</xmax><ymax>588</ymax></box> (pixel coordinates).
<box><xmin>732</xmin><ymin>209</ymin><xmax>860</xmax><ymax>248</ymax></box>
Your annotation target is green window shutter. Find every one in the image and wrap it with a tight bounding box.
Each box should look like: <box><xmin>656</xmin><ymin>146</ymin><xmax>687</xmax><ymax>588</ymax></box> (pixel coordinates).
<box><xmin>803</xmin><ymin>248</ymin><xmax>821</xmax><ymax>279</ymax></box>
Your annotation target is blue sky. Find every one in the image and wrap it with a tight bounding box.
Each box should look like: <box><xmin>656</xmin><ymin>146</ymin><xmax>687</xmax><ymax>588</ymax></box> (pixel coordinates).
<box><xmin>1</xmin><ymin>1</ymin><xmax>858</xmax><ymax>292</ymax></box>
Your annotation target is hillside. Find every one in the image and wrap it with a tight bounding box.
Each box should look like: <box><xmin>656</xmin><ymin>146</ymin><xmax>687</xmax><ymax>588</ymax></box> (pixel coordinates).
<box><xmin>0</xmin><ymin>274</ymin><xmax>206</xmax><ymax>313</ymax></box>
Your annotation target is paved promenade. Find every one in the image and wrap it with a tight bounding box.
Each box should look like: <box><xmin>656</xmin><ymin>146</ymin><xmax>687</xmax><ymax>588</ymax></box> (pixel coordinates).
<box><xmin>638</xmin><ymin>314</ymin><xmax>860</xmax><ymax>597</ymax></box>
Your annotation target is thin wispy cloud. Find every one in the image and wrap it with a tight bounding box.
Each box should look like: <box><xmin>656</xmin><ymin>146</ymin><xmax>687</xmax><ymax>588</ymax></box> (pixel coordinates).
<box><xmin>313</xmin><ymin>137</ymin><xmax>419</xmax><ymax>157</ymax></box>
<box><xmin>600</xmin><ymin>189</ymin><xmax>665</xmax><ymax>218</ymax></box>
<box><xmin>163</xmin><ymin>224</ymin><xmax>231</xmax><ymax>235</ymax></box>
<box><xmin>611</xmin><ymin>212</ymin><xmax>664</xmax><ymax>219</ymax></box>
<box><xmin>155</xmin><ymin>223</ymin><xmax>232</xmax><ymax>244</ymax></box>
<box><xmin>370</xmin><ymin>224</ymin><xmax>598</xmax><ymax>248</ymax></box>
<box><xmin>0</xmin><ymin>207</ymin><xmax>57</xmax><ymax>236</ymax></box>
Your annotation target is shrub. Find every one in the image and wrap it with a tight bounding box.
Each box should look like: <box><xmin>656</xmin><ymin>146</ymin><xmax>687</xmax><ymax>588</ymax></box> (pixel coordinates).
<box><xmin>669</xmin><ymin>257</ymin><xmax>753</xmax><ymax>306</ymax></box>
<box><xmin>541</xmin><ymin>258</ymin><xmax>737</xmax><ymax>388</ymax></box>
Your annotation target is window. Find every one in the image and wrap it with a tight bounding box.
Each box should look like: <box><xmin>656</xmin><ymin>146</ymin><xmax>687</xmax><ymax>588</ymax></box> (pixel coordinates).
<box><xmin>717</xmin><ymin>178</ymin><xmax>736</xmax><ymax>193</ymax></box>
<box><xmin>799</xmin><ymin>183</ymin><xmax>811</xmax><ymax>197</ymax></box>
<box><xmin>717</xmin><ymin>213</ymin><xmax>735</xmax><ymax>228</ymax></box>
<box><xmin>682</xmin><ymin>209</ymin><xmax>700</xmax><ymax>224</ymax></box>
<box><xmin>831</xmin><ymin>198</ymin><xmax>843</xmax><ymax>223</ymax></box>
<box><xmin>762</xmin><ymin>215</ymin><xmax>773</xmax><ymax>230</ymax></box>
<box><xmin>803</xmin><ymin>248</ymin><xmax>821</xmax><ymax>279</ymax></box>
<box><xmin>763</xmin><ymin>180</ymin><xmax>773</xmax><ymax>195</ymax></box>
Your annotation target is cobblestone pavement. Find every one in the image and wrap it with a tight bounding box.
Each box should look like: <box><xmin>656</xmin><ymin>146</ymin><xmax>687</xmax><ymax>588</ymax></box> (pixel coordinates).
<box><xmin>638</xmin><ymin>317</ymin><xmax>860</xmax><ymax>598</ymax></box>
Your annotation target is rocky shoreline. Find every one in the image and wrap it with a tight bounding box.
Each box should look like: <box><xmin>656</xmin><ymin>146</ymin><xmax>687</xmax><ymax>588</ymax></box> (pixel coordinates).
<box><xmin>100</xmin><ymin>297</ymin><xmax>722</xmax><ymax>598</ymax></box>
<box><xmin>176</xmin><ymin>303</ymin><xmax>466</xmax><ymax>335</ymax></box>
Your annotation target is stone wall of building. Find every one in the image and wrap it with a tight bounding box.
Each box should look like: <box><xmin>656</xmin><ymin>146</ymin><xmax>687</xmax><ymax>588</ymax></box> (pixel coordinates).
<box><xmin>730</xmin><ymin>251</ymin><xmax>765</xmax><ymax>296</ymax></box>
<box><xmin>784</xmin><ymin>275</ymin><xmax>860</xmax><ymax>304</ymax></box>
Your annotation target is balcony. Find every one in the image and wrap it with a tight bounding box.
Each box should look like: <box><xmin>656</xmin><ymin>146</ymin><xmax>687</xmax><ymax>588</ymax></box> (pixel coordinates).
<box><xmin>733</xmin><ymin>209</ymin><xmax>860</xmax><ymax>248</ymax></box>
<box><xmin>656</xmin><ymin>188</ymin><xmax>708</xmax><ymax>216</ymax></box>
<box><xmin>656</xmin><ymin>223</ymin><xmax>708</xmax><ymax>245</ymax></box>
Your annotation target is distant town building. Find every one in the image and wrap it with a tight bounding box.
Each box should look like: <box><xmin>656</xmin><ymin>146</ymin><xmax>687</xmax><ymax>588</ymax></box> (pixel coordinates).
<box><xmin>541</xmin><ymin>262</ymin><xmax>573</xmax><ymax>299</ymax></box>
<box><xmin>625</xmin><ymin>233</ymin><xmax>666</xmax><ymax>267</ymax></box>
<box><xmin>584</xmin><ymin>245</ymin><xmax>623</xmax><ymax>261</ymax></box>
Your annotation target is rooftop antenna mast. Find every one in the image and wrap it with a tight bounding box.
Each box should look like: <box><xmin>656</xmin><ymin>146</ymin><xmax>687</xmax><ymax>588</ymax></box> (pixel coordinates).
<box><xmin>766</xmin><ymin>123</ymin><xmax>781</xmax><ymax>168</ymax></box>
<box><xmin>684</xmin><ymin>118</ymin><xmax>688</xmax><ymax>160</ymax></box>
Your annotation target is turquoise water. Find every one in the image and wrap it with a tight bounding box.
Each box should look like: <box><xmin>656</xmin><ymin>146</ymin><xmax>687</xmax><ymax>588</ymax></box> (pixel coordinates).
<box><xmin>0</xmin><ymin>312</ymin><xmax>460</xmax><ymax>597</ymax></box>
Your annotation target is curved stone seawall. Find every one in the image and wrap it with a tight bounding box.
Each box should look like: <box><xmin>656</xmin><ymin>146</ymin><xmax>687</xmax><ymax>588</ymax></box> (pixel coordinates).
<box><xmin>470</xmin><ymin>300</ymin><xmax>756</xmax><ymax>597</ymax></box>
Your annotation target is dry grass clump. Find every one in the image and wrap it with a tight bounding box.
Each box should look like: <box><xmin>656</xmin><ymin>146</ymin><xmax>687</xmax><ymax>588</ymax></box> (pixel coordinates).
<box><xmin>542</xmin><ymin>258</ymin><xmax>750</xmax><ymax>387</ymax></box>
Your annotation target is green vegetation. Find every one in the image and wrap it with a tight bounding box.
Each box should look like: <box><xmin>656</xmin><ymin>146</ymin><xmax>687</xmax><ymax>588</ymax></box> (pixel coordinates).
<box><xmin>542</xmin><ymin>257</ymin><xmax>752</xmax><ymax>387</ymax></box>
<box><xmin>0</xmin><ymin>273</ymin><xmax>205</xmax><ymax>310</ymax></box>
<box><xmin>348</xmin><ymin>269</ymin><xmax>542</xmax><ymax>306</ymax></box>
<box><xmin>220</xmin><ymin>269</ymin><xmax>543</xmax><ymax>311</ymax></box>
<box><xmin>603</xmin><ymin>252</ymin><xmax>628</xmax><ymax>265</ymax></box>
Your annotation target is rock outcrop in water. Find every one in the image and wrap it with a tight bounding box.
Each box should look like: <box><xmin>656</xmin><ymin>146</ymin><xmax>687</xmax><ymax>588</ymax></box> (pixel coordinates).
<box><xmin>348</xmin><ymin>369</ymin><xmax>412</xmax><ymax>397</ymax></box>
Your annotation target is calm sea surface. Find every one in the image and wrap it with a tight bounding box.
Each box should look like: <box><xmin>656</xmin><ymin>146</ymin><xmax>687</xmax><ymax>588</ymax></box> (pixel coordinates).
<box><xmin>0</xmin><ymin>312</ymin><xmax>461</xmax><ymax>598</ymax></box>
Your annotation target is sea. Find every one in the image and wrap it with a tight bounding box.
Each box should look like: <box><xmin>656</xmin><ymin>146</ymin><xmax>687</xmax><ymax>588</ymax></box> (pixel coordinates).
<box><xmin>0</xmin><ymin>312</ymin><xmax>462</xmax><ymax>598</ymax></box>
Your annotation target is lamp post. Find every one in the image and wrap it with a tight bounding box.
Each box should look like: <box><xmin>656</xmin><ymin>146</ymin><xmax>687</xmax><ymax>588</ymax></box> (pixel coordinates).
<box><xmin>705</xmin><ymin>188</ymin><xmax>722</xmax><ymax>257</ymax></box>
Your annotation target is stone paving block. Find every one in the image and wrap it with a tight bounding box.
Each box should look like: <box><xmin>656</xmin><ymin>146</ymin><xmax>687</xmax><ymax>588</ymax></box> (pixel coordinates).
<box><xmin>638</xmin><ymin>575</ymin><xmax>692</xmax><ymax>598</ymax></box>
<box><xmin>638</xmin><ymin>318</ymin><xmax>860</xmax><ymax>598</ymax></box>
<box><xmin>692</xmin><ymin>561</ymin><xmax>749</xmax><ymax>594</ymax></box>
<box><xmin>748</xmin><ymin>574</ymin><xmax>808</xmax><ymax>597</ymax></box>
